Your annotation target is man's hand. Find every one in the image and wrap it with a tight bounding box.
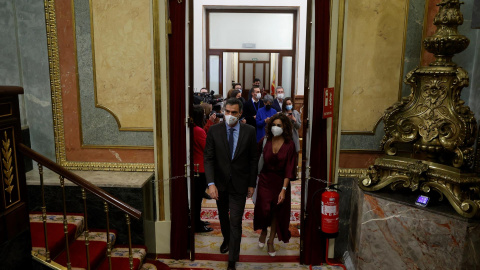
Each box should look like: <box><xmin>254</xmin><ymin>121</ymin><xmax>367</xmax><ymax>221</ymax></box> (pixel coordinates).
<box><xmin>265</xmin><ymin>117</ymin><xmax>270</xmax><ymax>123</ymax></box>
<box><xmin>241</xmin><ymin>119</ymin><xmax>247</xmax><ymax>124</ymax></box>
<box><xmin>247</xmin><ymin>187</ymin><xmax>255</xmax><ymax>198</ymax></box>
<box><xmin>253</xmin><ymin>115</ymin><xmax>256</xmax><ymax>119</ymax></box>
<box><xmin>208</xmin><ymin>184</ymin><xmax>219</xmax><ymax>200</ymax></box>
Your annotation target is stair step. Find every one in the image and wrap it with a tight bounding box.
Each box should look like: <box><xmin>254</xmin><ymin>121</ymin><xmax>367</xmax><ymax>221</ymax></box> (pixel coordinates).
<box><xmin>97</xmin><ymin>245</ymin><xmax>147</xmax><ymax>270</ymax></box>
<box><xmin>54</xmin><ymin>229</ymin><xmax>117</xmax><ymax>269</ymax></box>
<box><xmin>30</xmin><ymin>212</ymin><xmax>84</xmax><ymax>259</ymax></box>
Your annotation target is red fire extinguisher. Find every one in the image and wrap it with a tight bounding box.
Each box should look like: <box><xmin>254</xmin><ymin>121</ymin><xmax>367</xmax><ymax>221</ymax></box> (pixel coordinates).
<box><xmin>321</xmin><ymin>186</ymin><xmax>340</xmax><ymax>238</ymax></box>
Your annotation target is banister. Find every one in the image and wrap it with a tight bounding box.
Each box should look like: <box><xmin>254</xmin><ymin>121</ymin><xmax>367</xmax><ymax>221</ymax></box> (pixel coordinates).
<box><xmin>18</xmin><ymin>143</ymin><xmax>142</xmax><ymax>220</ymax></box>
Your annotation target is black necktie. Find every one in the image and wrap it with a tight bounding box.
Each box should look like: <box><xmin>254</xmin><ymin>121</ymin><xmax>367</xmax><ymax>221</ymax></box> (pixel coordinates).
<box><xmin>229</xmin><ymin>127</ymin><xmax>234</xmax><ymax>159</ymax></box>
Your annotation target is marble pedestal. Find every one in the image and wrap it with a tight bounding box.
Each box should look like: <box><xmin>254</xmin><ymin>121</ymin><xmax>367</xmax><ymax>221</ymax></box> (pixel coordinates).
<box><xmin>349</xmin><ymin>185</ymin><xmax>480</xmax><ymax>270</ymax></box>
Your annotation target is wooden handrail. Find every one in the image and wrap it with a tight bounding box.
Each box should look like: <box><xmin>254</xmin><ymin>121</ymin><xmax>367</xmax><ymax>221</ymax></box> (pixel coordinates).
<box><xmin>18</xmin><ymin>143</ymin><xmax>142</xmax><ymax>220</ymax></box>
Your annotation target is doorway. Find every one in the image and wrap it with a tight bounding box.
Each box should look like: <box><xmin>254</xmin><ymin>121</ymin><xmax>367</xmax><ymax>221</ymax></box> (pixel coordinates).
<box><xmin>188</xmin><ymin>5</ymin><xmax>305</xmax><ymax>262</ymax></box>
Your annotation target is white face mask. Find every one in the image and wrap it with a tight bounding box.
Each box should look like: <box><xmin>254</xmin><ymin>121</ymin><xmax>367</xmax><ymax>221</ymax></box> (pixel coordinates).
<box><xmin>277</xmin><ymin>93</ymin><xmax>285</xmax><ymax>99</ymax></box>
<box><xmin>271</xmin><ymin>126</ymin><xmax>283</xmax><ymax>137</ymax></box>
<box><xmin>255</xmin><ymin>93</ymin><xmax>261</xmax><ymax>100</ymax></box>
<box><xmin>224</xmin><ymin>114</ymin><xmax>239</xmax><ymax>126</ymax></box>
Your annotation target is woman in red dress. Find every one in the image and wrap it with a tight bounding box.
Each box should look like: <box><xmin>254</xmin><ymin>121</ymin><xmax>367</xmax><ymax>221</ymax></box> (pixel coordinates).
<box><xmin>254</xmin><ymin>113</ymin><xmax>296</xmax><ymax>256</ymax></box>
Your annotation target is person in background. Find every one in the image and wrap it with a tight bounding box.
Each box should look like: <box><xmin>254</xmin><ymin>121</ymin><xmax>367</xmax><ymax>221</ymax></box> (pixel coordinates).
<box><xmin>253</xmin><ymin>78</ymin><xmax>261</xmax><ymax>88</ymax></box>
<box><xmin>243</xmin><ymin>86</ymin><xmax>264</xmax><ymax>129</ymax></box>
<box><xmin>282</xmin><ymin>97</ymin><xmax>301</xmax><ymax>153</ymax></box>
<box><xmin>192</xmin><ymin>105</ymin><xmax>213</xmax><ymax>233</ymax></box>
<box><xmin>228</xmin><ymin>89</ymin><xmax>242</xmax><ymax>100</ymax></box>
<box><xmin>233</xmin><ymin>83</ymin><xmax>246</xmax><ymax>104</ymax></box>
<box><xmin>228</xmin><ymin>90</ymin><xmax>246</xmax><ymax>124</ymax></box>
<box><xmin>254</xmin><ymin>113</ymin><xmax>296</xmax><ymax>256</ymax></box>
<box><xmin>255</xmin><ymin>95</ymin><xmax>277</xmax><ymax>142</ymax></box>
<box><xmin>200</xmin><ymin>87</ymin><xmax>209</xmax><ymax>94</ymax></box>
<box><xmin>203</xmin><ymin>102</ymin><xmax>222</xmax><ymax>133</ymax></box>
<box><xmin>272</xmin><ymin>86</ymin><xmax>285</xmax><ymax>112</ymax></box>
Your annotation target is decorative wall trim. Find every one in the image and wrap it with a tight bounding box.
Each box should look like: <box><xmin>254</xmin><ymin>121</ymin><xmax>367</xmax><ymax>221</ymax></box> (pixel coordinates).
<box><xmin>43</xmin><ymin>0</ymin><xmax>154</xmax><ymax>171</ymax></box>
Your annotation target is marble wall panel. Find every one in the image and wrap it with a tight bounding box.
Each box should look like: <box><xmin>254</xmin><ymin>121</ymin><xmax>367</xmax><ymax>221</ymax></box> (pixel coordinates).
<box><xmin>55</xmin><ymin>0</ymin><xmax>153</xmax><ymax>165</ymax></box>
<box><xmin>74</xmin><ymin>0</ymin><xmax>153</xmax><ymax>146</ymax></box>
<box><xmin>15</xmin><ymin>0</ymin><xmax>56</xmax><ymax>161</ymax></box>
<box><xmin>0</xmin><ymin>0</ymin><xmax>21</xmax><ymax>86</ymax></box>
<box><xmin>91</xmin><ymin>0</ymin><xmax>153</xmax><ymax>130</ymax></box>
<box><xmin>350</xmin><ymin>187</ymin><xmax>480</xmax><ymax>270</ymax></box>
<box><xmin>341</xmin><ymin>0</ymin><xmax>409</xmax><ymax>133</ymax></box>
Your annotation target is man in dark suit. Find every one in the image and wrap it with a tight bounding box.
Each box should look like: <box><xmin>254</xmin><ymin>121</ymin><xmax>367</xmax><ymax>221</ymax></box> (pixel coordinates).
<box><xmin>204</xmin><ymin>98</ymin><xmax>258</xmax><ymax>270</ymax></box>
<box><xmin>272</xmin><ymin>86</ymin><xmax>285</xmax><ymax>112</ymax></box>
<box><xmin>243</xmin><ymin>86</ymin><xmax>264</xmax><ymax>129</ymax></box>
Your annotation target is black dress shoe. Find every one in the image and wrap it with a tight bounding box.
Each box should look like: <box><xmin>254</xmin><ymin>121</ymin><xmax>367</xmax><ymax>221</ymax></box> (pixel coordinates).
<box><xmin>195</xmin><ymin>225</ymin><xmax>213</xmax><ymax>233</ymax></box>
<box><xmin>201</xmin><ymin>220</ymin><xmax>210</xmax><ymax>226</ymax></box>
<box><xmin>227</xmin><ymin>261</ymin><xmax>236</xmax><ymax>270</ymax></box>
<box><xmin>220</xmin><ymin>240</ymin><xmax>229</xmax><ymax>253</ymax></box>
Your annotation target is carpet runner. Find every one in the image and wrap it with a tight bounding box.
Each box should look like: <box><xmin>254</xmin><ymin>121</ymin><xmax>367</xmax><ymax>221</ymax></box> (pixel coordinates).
<box><xmin>200</xmin><ymin>181</ymin><xmax>302</xmax><ymax>221</ymax></box>
<box><xmin>30</xmin><ymin>212</ymin><xmax>170</xmax><ymax>270</ymax></box>
<box><xmin>30</xmin><ymin>212</ymin><xmax>84</xmax><ymax>259</ymax></box>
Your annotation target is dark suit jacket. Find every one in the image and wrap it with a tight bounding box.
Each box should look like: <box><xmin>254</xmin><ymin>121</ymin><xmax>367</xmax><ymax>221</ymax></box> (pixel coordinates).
<box><xmin>204</xmin><ymin>122</ymin><xmax>258</xmax><ymax>194</ymax></box>
<box><xmin>243</xmin><ymin>99</ymin><xmax>264</xmax><ymax>128</ymax></box>
<box><xmin>272</xmin><ymin>98</ymin><xmax>282</xmax><ymax>112</ymax></box>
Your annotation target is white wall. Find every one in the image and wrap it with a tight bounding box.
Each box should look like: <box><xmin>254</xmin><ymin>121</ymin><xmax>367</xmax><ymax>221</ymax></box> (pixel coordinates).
<box><xmin>193</xmin><ymin>0</ymin><xmax>308</xmax><ymax>95</ymax></box>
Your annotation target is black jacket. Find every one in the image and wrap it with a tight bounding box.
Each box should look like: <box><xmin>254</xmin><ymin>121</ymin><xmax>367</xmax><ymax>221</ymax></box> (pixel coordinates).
<box><xmin>204</xmin><ymin>123</ymin><xmax>258</xmax><ymax>194</ymax></box>
<box><xmin>243</xmin><ymin>99</ymin><xmax>264</xmax><ymax>128</ymax></box>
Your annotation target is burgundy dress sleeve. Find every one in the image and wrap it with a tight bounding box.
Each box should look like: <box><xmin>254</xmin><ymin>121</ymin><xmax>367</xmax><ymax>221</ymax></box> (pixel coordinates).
<box><xmin>284</xmin><ymin>141</ymin><xmax>297</xmax><ymax>179</ymax></box>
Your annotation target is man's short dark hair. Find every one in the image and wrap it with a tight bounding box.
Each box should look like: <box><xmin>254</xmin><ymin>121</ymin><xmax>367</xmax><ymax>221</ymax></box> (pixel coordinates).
<box><xmin>254</xmin><ymin>78</ymin><xmax>260</xmax><ymax>82</ymax></box>
<box><xmin>225</xmin><ymin>97</ymin><xmax>243</xmax><ymax>112</ymax></box>
<box><xmin>233</xmin><ymin>83</ymin><xmax>242</xmax><ymax>88</ymax></box>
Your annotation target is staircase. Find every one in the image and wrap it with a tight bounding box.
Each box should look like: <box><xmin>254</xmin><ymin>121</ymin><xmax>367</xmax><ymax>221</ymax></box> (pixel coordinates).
<box><xmin>30</xmin><ymin>212</ymin><xmax>167</xmax><ymax>270</ymax></box>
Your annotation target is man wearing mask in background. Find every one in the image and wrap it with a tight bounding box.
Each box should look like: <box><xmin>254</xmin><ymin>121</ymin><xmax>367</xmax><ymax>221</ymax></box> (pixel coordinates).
<box><xmin>243</xmin><ymin>86</ymin><xmax>264</xmax><ymax>129</ymax></box>
<box><xmin>205</xmin><ymin>98</ymin><xmax>258</xmax><ymax>270</ymax></box>
<box><xmin>272</xmin><ymin>86</ymin><xmax>284</xmax><ymax>112</ymax></box>
<box><xmin>233</xmin><ymin>83</ymin><xmax>246</xmax><ymax>104</ymax></box>
<box><xmin>255</xmin><ymin>94</ymin><xmax>277</xmax><ymax>142</ymax></box>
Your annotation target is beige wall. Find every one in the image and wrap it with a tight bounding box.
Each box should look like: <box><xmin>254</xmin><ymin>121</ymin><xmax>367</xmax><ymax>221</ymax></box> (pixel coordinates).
<box><xmin>92</xmin><ymin>0</ymin><xmax>153</xmax><ymax>130</ymax></box>
<box><xmin>341</xmin><ymin>0</ymin><xmax>409</xmax><ymax>133</ymax></box>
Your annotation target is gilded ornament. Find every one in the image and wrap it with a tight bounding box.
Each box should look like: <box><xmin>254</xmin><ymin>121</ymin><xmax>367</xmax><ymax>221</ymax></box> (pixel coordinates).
<box><xmin>2</xmin><ymin>131</ymin><xmax>15</xmax><ymax>202</ymax></box>
<box><xmin>360</xmin><ymin>0</ymin><xmax>480</xmax><ymax>219</ymax></box>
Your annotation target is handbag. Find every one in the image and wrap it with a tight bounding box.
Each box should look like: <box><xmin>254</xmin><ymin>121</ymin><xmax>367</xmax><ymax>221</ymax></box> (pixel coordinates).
<box><xmin>257</xmin><ymin>138</ymin><xmax>267</xmax><ymax>174</ymax></box>
<box><xmin>252</xmin><ymin>138</ymin><xmax>267</xmax><ymax>204</ymax></box>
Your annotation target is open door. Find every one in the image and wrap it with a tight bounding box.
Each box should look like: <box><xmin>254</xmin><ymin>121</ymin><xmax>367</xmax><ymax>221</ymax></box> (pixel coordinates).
<box><xmin>300</xmin><ymin>0</ymin><xmax>331</xmax><ymax>265</ymax></box>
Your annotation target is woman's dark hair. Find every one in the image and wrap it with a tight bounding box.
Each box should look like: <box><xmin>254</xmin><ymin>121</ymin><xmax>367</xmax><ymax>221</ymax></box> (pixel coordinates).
<box><xmin>228</xmin><ymin>89</ymin><xmax>241</xmax><ymax>99</ymax></box>
<box><xmin>265</xmin><ymin>113</ymin><xmax>293</xmax><ymax>142</ymax></box>
<box><xmin>192</xmin><ymin>105</ymin><xmax>205</xmax><ymax>128</ymax></box>
<box><xmin>282</xmin><ymin>97</ymin><xmax>294</xmax><ymax>112</ymax></box>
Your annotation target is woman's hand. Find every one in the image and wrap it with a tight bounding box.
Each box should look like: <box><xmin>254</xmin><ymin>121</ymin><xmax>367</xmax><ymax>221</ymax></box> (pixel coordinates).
<box><xmin>209</xmin><ymin>113</ymin><xmax>216</xmax><ymax>122</ymax></box>
<box><xmin>287</xmin><ymin>113</ymin><xmax>296</xmax><ymax>122</ymax></box>
<box><xmin>278</xmin><ymin>189</ymin><xmax>286</xmax><ymax>204</ymax></box>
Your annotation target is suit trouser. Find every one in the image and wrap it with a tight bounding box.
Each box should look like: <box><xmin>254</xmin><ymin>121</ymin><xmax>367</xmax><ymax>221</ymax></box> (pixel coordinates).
<box><xmin>194</xmin><ymin>173</ymin><xmax>207</xmax><ymax>227</ymax></box>
<box><xmin>217</xmin><ymin>189</ymin><xmax>247</xmax><ymax>262</ymax></box>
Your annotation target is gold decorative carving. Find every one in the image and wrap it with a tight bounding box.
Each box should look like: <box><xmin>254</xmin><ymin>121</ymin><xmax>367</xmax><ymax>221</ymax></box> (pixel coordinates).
<box><xmin>43</xmin><ymin>0</ymin><xmax>154</xmax><ymax>171</ymax></box>
<box><xmin>2</xmin><ymin>131</ymin><xmax>15</xmax><ymax>203</ymax></box>
<box><xmin>360</xmin><ymin>156</ymin><xmax>480</xmax><ymax>218</ymax></box>
<box><xmin>360</xmin><ymin>0</ymin><xmax>480</xmax><ymax>219</ymax></box>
